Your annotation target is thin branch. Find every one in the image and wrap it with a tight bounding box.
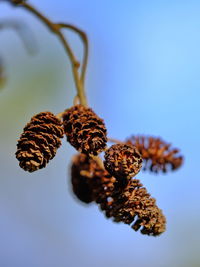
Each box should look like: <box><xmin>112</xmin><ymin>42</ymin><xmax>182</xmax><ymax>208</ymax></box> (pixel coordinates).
<box><xmin>108</xmin><ymin>137</ymin><xmax>124</xmax><ymax>144</ymax></box>
<box><xmin>58</xmin><ymin>23</ymin><xmax>89</xmax><ymax>85</ymax></box>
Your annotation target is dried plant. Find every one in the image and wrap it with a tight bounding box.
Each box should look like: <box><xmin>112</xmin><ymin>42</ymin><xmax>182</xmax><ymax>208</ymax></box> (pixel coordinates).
<box><xmin>16</xmin><ymin>112</ymin><xmax>64</xmax><ymax>172</ymax></box>
<box><xmin>126</xmin><ymin>135</ymin><xmax>183</xmax><ymax>173</ymax></box>
<box><xmin>63</xmin><ymin>105</ymin><xmax>107</xmax><ymax>156</ymax></box>
<box><xmin>1</xmin><ymin>0</ymin><xmax>184</xmax><ymax>237</ymax></box>
<box><xmin>71</xmin><ymin>154</ymin><xmax>166</xmax><ymax>236</ymax></box>
<box><xmin>71</xmin><ymin>153</ymin><xmax>116</xmax><ymax>204</ymax></box>
<box><xmin>100</xmin><ymin>178</ymin><xmax>166</xmax><ymax>236</ymax></box>
<box><xmin>104</xmin><ymin>143</ymin><xmax>142</xmax><ymax>180</ymax></box>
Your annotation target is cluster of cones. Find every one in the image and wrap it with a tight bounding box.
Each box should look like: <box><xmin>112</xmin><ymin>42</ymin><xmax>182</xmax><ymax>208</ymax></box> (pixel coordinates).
<box><xmin>71</xmin><ymin>154</ymin><xmax>166</xmax><ymax>236</ymax></box>
<box><xmin>16</xmin><ymin>104</ymin><xmax>183</xmax><ymax>236</ymax></box>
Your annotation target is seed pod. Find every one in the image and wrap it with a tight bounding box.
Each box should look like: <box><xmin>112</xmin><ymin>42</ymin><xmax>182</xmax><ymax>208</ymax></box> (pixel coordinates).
<box><xmin>100</xmin><ymin>178</ymin><xmax>166</xmax><ymax>236</ymax></box>
<box><xmin>71</xmin><ymin>154</ymin><xmax>116</xmax><ymax>204</ymax></box>
<box><xmin>104</xmin><ymin>144</ymin><xmax>142</xmax><ymax>180</ymax></box>
<box><xmin>62</xmin><ymin>105</ymin><xmax>107</xmax><ymax>156</ymax></box>
<box><xmin>16</xmin><ymin>112</ymin><xmax>64</xmax><ymax>172</ymax></box>
<box><xmin>127</xmin><ymin>135</ymin><xmax>183</xmax><ymax>173</ymax></box>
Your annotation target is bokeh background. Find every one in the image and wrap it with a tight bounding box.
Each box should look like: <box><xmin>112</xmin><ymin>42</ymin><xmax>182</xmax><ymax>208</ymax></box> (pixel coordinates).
<box><xmin>0</xmin><ymin>1</ymin><xmax>199</xmax><ymax>266</ymax></box>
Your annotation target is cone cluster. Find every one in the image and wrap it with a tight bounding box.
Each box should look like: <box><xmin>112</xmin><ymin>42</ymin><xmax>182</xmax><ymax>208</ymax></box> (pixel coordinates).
<box><xmin>62</xmin><ymin>105</ymin><xmax>107</xmax><ymax>156</ymax></box>
<box><xmin>16</xmin><ymin>112</ymin><xmax>64</xmax><ymax>172</ymax></box>
<box><xmin>16</xmin><ymin>105</ymin><xmax>108</xmax><ymax>172</ymax></box>
<box><xmin>11</xmin><ymin>1</ymin><xmax>184</xmax><ymax>238</ymax></box>
<box><xmin>71</xmin><ymin>154</ymin><xmax>166</xmax><ymax>236</ymax></box>
<box><xmin>16</xmin><ymin>102</ymin><xmax>183</xmax><ymax>237</ymax></box>
<box><xmin>127</xmin><ymin>135</ymin><xmax>183</xmax><ymax>173</ymax></box>
<box><xmin>68</xmin><ymin>122</ymin><xmax>183</xmax><ymax>237</ymax></box>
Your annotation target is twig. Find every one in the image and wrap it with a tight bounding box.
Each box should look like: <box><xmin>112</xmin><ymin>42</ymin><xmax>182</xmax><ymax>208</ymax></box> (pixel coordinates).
<box><xmin>108</xmin><ymin>137</ymin><xmax>124</xmax><ymax>144</ymax></box>
<box><xmin>58</xmin><ymin>23</ymin><xmax>89</xmax><ymax>85</ymax></box>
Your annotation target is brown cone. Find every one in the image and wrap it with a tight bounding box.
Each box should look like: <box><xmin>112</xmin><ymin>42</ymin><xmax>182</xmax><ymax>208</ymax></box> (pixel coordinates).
<box><xmin>127</xmin><ymin>135</ymin><xmax>183</xmax><ymax>173</ymax></box>
<box><xmin>100</xmin><ymin>178</ymin><xmax>166</xmax><ymax>236</ymax></box>
<box><xmin>71</xmin><ymin>154</ymin><xmax>97</xmax><ymax>204</ymax></box>
<box><xmin>71</xmin><ymin>154</ymin><xmax>116</xmax><ymax>204</ymax></box>
<box><xmin>104</xmin><ymin>144</ymin><xmax>143</xmax><ymax>180</ymax></box>
<box><xmin>16</xmin><ymin>112</ymin><xmax>64</xmax><ymax>172</ymax></box>
<box><xmin>62</xmin><ymin>105</ymin><xmax>107</xmax><ymax>156</ymax></box>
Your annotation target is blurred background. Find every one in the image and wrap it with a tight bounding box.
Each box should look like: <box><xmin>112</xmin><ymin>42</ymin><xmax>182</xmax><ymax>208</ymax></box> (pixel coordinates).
<box><xmin>0</xmin><ymin>0</ymin><xmax>199</xmax><ymax>266</ymax></box>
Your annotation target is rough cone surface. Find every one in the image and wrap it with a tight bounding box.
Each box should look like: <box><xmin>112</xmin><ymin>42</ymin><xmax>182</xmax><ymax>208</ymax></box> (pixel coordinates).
<box><xmin>127</xmin><ymin>135</ymin><xmax>183</xmax><ymax>173</ymax></box>
<box><xmin>16</xmin><ymin>112</ymin><xmax>64</xmax><ymax>172</ymax></box>
<box><xmin>63</xmin><ymin>105</ymin><xmax>107</xmax><ymax>156</ymax></box>
<box><xmin>104</xmin><ymin>143</ymin><xmax>142</xmax><ymax>180</ymax></box>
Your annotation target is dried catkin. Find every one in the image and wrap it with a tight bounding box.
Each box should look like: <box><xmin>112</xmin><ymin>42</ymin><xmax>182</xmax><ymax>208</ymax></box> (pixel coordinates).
<box><xmin>62</xmin><ymin>105</ymin><xmax>107</xmax><ymax>156</ymax></box>
<box><xmin>104</xmin><ymin>144</ymin><xmax>142</xmax><ymax>180</ymax></box>
<box><xmin>127</xmin><ymin>135</ymin><xmax>183</xmax><ymax>173</ymax></box>
<box><xmin>16</xmin><ymin>112</ymin><xmax>64</xmax><ymax>172</ymax></box>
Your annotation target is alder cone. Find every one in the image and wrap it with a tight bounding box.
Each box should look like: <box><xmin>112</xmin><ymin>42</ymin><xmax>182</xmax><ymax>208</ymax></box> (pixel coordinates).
<box><xmin>62</xmin><ymin>105</ymin><xmax>107</xmax><ymax>156</ymax></box>
<box><xmin>100</xmin><ymin>179</ymin><xmax>166</xmax><ymax>236</ymax></box>
<box><xmin>71</xmin><ymin>154</ymin><xmax>116</xmax><ymax>204</ymax></box>
<box><xmin>71</xmin><ymin>154</ymin><xmax>97</xmax><ymax>204</ymax></box>
<box><xmin>16</xmin><ymin>112</ymin><xmax>64</xmax><ymax>172</ymax></box>
<box><xmin>104</xmin><ymin>144</ymin><xmax>142</xmax><ymax>180</ymax></box>
<box><xmin>127</xmin><ymin>135</ymin><xmax>183</xmax><ymax>173</ymax></box>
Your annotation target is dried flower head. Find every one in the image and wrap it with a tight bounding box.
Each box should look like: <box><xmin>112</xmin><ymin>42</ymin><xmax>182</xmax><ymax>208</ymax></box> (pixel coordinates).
<box><xmin>100</xmin><ymin>178</ymin><xmax>166</xmax><ymax>236</ymax></box>
<box><xmin>127</xmin><ymin>135</ymin><xmax>183</xmax><ymax>173</ymax></box>
<box><xmin>104</xmin><ymin>143</ymin><xmax>142</xmax><ymax>180</ymax></box>
<box><xmin>16</xmin><ymin>112</ymin><xmax>64</xmax><ymax>172</ymax></box>
<box><xmin>62</xmin><ymin>105</ymin><xmax>107</xmax><ymax>156</ymax></box>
